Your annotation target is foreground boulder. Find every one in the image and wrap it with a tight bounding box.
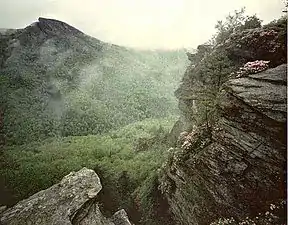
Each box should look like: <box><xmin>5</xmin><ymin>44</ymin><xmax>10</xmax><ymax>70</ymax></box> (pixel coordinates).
<box><xmin>0</xmin><ymin>168</ymin><xmax>132</xmax><ymax>225</ymax></box>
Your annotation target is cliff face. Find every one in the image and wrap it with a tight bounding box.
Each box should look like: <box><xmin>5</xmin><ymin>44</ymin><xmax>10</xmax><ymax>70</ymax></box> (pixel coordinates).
<box><xmin>160</xmin><ymin>18</ymin><xmax>287</xmax><ymax>224</ymax></box>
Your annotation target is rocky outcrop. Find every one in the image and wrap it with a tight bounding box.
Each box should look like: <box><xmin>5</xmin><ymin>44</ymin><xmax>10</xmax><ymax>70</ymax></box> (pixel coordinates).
<box><xmin>37</xmin><ymin>17</ymin><xmax>84</xmax><ymax>37</ymax></box>
<box><xmin>160</xmin><ymin>63</ymin><xmax>287</xmax><ymax>225</ymax></box>
<box><xmin>0</xmin><ymin>168</ymin><xmax>132</xmax><ymax>225</ymax></box>
<box><xmin>159</xmin><ymin>18</ymin><xmax>287</xmax><ymax>225</ymax></box>
<box><xmin>111</xmin><ymin>209</ymin><xmax>132</xmax><ymax>225</ymax></box>
<box><xmin>225</xmin><ymin>64</ymin><xmax>287</xmax><ymax>122</ymax></box>
<box><xmin>220</xmin><ymin>20</ymin><xmax>286</xmax><ymax>67</ymax></box>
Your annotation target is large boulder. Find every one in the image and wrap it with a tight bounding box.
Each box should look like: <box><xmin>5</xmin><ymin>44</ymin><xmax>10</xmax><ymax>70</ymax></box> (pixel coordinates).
<box><xmin>0</xmin><ymin>168</ymin><xmax>132</xmax><ymax>225</ymax></box>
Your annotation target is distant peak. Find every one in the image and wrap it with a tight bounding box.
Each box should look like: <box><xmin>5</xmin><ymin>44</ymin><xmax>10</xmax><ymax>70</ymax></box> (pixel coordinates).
<box><xmin>36</xmin><ymin>17</ymin><xmax>84</xmax><ymax>36</ymax></box>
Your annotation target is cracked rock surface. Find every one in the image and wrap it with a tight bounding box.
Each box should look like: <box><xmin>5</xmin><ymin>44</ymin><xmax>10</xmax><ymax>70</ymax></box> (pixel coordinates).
<box><xmin>159</xmin><ymin>64</ymin><xmax>286</xmax><ymax>225</ymax></box>
<box><xmin>0</xmin><ymin>168</ymin><xmax>132</xmax><ymax>225</ymax></box>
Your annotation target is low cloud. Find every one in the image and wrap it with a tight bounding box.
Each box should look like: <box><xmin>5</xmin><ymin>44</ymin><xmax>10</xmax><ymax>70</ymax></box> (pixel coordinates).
<box><xmin>0</xmin><ymin>0</ymin><xmax>285</xmax><ymax>49</ymax></box>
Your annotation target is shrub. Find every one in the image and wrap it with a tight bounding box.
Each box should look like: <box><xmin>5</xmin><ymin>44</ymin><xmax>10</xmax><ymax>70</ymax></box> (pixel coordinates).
<box><xmin>235</xmin><ymin>60</ymin><xmax>270</xmax><ymax>77</ymax></box>
<box><xmin>213</xmin><ymin>8</ymin><xmax>262</xmax><ymax>45</ymax></box>
<box><xmin>210</xmin><ymin>201</ymin><xmax>286</xmax><ymax>225</ymax></box>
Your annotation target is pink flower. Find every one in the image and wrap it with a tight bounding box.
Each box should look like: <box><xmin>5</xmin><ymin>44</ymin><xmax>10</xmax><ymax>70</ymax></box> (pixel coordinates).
<box><xmin>236</xmin><ymin>60</ymin><xmax>270</xmax><ymax>77</ymax></box>
<box><xmin>178</xmin><ymin>131</ymin><xmax>194</xmax><ymax>150</ymax></box>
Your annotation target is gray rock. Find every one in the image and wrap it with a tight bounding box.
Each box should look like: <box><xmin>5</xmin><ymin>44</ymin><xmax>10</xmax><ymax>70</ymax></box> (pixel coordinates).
<box><xmin>220</xmin><ymin>19</ymin><xmax>287</xmax><ymax>67</ymax></box>
<box><xmin>160</xmin><ymin>64</ymin><xmax>287</xmax><ymax>224</ymax></box>
<box><xmin>248</xmin><ymin>64</ymin><xmax>287</xmax><ymax>83</ymax></box>
<box><xmin>0</xmin><ymin>168</ymin><xmax>132</xmax><ymax>225</ymax></box>
<box><xmin>37</xmin><ymin>17</ymin><xmax>84</xmax><ymax>37</ymax></box>
<box><xmin>73</xmin><ymin>202</ymin><xmax>114</xmax><ymax>225</ymax></box>
<box><xmin>0</xmin><ymin>206</ymin><xmax>7</xmax><ymax>214</ymax></box>
<box><xmin>167</xmin><ymin>119</ymin><xmax>184</xmax><ymax>146</ymax></box>
<box><xmin>159</xmin><ymin>18</ymin><xmax>287</xmax><ymax>225</ymax></box>
<box><xmin>111</xmin><ymin>209</ymin><xmax>132</xmax><ymax>225</ymax></box>
<box><xmin>225</xmin><ymin>64</ymin><xmax>287</xmax><ymax>122</ymax></box>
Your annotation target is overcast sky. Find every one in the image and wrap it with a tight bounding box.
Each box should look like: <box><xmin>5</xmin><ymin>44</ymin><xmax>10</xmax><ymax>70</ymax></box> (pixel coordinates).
<box><xmin>0</xmin><ymin>0</ymin><xmax>285</xmax><ymax>49</ymax></box>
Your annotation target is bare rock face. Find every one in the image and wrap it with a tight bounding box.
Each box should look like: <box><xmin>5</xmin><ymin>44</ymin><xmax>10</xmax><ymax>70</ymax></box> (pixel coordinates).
<box><xmin>159</xmin><ymin>64</ymin><xmax>287</xmax><ymax>225</ymax></box>
<box><xmin>220</xmin><ymin>18</ymin><xmax>287</xmax><ymax>67</ymax></box>
<box><xmin>225</xmin><ymin>64</ymin><xmax>287</xmax><ymax>122</ymax></box>
<box><xmin>0</xmin><ymin>17</ymin><xmax>103</xmax><ymax>71</ymax></box>
<box><xmin>111</xmin><ymin>209</ymin><xmax>132</xmax><ymax>225</ymax></box>
<box><xmin>159</xmin><ymin>17</ymin><xmax>287</xmax><ymax>225</ymax></box>
<box><xmin>37</xmin><ymin>17</ymin><xmax>84</xmax><ymax>37</ymax></box>
<box><xmin>0</xmin><ymin>168</ymin><xmax>132</xmax><ymax>225</ymax></box>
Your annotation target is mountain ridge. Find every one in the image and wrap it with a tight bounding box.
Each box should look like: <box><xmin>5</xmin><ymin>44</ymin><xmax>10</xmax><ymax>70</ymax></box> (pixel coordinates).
<box><xmin>0</xmin><ymin>17</ymin><xmax>188</xmax><ymax>145</ymax></box>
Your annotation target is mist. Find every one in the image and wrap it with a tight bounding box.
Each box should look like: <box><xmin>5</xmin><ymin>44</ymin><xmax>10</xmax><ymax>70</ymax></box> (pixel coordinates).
<box><xmin>0</xmin><ymin>0</ymin><xmax>285</xmax><ymax>49</ymax></box>
<box><xmin>0</xmin><ymin>1</ymin><xmax>286</xmax><ymax>224</ymax></box>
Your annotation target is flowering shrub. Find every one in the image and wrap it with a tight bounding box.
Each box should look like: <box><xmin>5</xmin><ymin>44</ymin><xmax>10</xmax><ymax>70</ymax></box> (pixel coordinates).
<box><xmin>259</xmin><ymin>30</ymin><xmax>278</xmax><ymax>37</ymax></box>
<box><xmin>210</xmin><ymin>201</ymin><xmax>286</xmax><ymax>225</ymax></box>
<box><xmin>236</xmin><ymin>60</ymin><xmax>269</xmax><ymax>77</ymax></box>
<box><xmin>178</xmin><ymin>131</ymin><xmax>193</xmax><ymax>150</ymax></box>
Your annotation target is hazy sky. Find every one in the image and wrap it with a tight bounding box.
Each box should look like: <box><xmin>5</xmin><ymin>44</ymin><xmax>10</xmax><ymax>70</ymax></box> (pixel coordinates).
<box><xmin>0</xmin><ymin>0</ymin><xmax>285</xmax><ymax>49</ymax></box>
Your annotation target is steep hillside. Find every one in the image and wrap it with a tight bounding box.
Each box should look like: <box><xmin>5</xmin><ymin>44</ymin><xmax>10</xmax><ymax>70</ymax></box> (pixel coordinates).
<box><xmin>0</xmin><ymin>17</ymin><xmax>188</xmax><ymax>145</ymax></box>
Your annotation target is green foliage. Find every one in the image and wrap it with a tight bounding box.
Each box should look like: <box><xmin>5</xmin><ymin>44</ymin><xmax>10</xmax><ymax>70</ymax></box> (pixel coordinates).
<box><xmin>0</xmin><ymin>42</ymin><xmax>187</xmax><ymax>144</ymax></box>
<box><xmin>182</xmin><ymin>9</ymin><xmax>260</xmax><ymax>128</ymax></box>
<box><xmin>134</xmin><ymin>172</ymin><xmax>174</xmax><ymax>225</ymax></box>
<box><xmin>213</xmin><ymin>8</ymin><xmax>262</xmax><ymax>45</ymax></box>
<box><xmin>0</xmin><ymin>117</ymin><xmax>175</xmax><ymax>220</ymax></box>
<box><xmin>136</xmin><ymin>173</ymin><xmax>161</xmax><ymax>225</ymax></box>
<box><xmin>263</xmin><ymin>16</ymin><xmax>287</xmax><ymax>33</ymax></box>
<box><xmin>191</xmin><ymin>49</ymin><xmax>235</xmax><ymax>127</ymax></box>
<box><xmin>242</xmin><ymin>15</ymin><xmax>262</xmax><ymax>29</ymax></box>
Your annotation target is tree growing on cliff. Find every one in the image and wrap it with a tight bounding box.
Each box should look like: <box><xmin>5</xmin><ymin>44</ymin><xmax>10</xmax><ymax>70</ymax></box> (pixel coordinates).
<box><xmin>283</xmin><ymin>0</ymin><xmax>288</xmax><ymax>12</ymax></box>
<box><xmin>213</xmin><ymin>8</ymin><xmax>262</xmax><ymax>45</ymax></box>
<box><xmin>191</xmin><ymin>48</ymin><xmax>235</xmax><ymax>128</ymax></box>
